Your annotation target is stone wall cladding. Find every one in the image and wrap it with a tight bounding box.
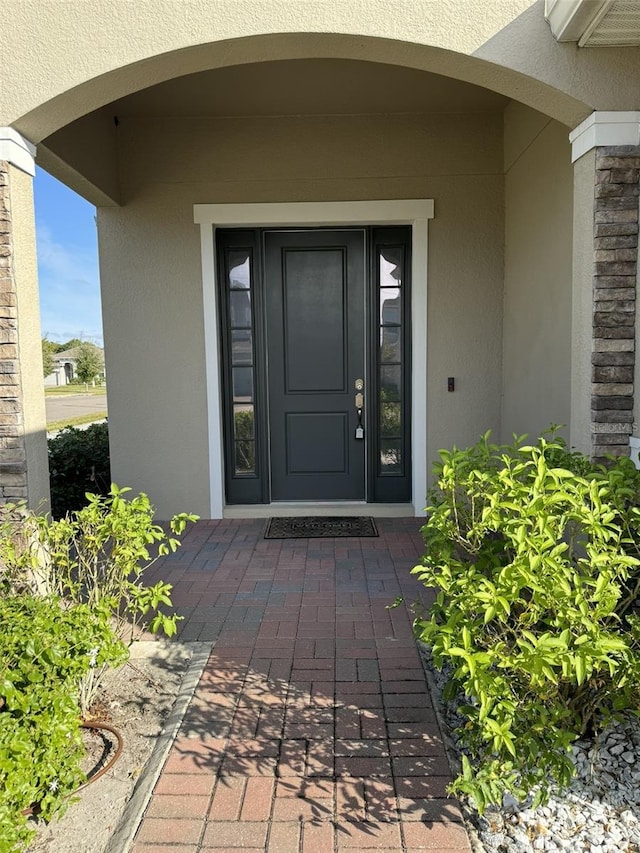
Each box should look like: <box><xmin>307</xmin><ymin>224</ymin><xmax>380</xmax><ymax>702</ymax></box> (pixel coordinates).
<box><xmin>0</xmin><ymin>161</ymin><xmax>28</xmax><ymax>502</ymax></box>
<box><xmin>592</xmin><ymin>146</ymin><xmax>640</xmax><ymax>464</ymax></box>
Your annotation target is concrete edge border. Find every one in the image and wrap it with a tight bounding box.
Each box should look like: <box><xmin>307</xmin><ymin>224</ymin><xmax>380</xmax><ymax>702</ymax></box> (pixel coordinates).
<box><xmin>104</xmin><ymin>640</ymin><xmax>213</xmax><ymax>853</ymax></box>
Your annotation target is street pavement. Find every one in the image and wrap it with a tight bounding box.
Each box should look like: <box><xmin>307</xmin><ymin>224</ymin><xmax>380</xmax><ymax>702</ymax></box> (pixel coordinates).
<box><xmin>45</xmin><ymin>393</ymin><xmax>108</xmax><ymax>423</ymax></box>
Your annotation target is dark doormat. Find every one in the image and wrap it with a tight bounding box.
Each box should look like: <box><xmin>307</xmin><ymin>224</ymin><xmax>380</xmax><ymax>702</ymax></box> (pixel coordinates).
<box><xmin>265</xmin><ymin>516</ymin><xmax>379</xmax><ymax>539</ymax></box>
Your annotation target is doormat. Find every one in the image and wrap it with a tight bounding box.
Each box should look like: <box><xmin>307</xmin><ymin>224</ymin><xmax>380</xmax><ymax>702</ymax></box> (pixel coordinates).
<box><xmin>265</xmin><ymin>516</ymin><xmax>379</xmax><ymax>539</ymax></box>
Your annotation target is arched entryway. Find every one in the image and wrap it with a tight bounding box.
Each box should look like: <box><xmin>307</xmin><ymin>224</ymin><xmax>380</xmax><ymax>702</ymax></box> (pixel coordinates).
<box><xmin>4</xmin><ymin>3</ymin><xmax>638</xmax><ymax>516</ymax></box>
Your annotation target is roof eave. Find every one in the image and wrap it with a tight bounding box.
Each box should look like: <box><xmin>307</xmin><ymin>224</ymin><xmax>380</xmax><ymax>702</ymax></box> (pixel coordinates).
<box><xmin>545</xmin><ymin>0</ymin><xmax>612</xmax><ymax>43</ymax></box>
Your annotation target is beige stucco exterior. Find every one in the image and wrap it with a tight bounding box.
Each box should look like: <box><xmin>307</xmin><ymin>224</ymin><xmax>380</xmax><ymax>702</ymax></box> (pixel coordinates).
<box><xmin>98</xmin><ymin>112</ymin><xmax>505</xmax><ymax>517</ymax></box>
<box><xmin>502</xmin><ymin>103</ymin><xmax>573</xmax><ymax>441</ymax></box>
<box><xmin>2</xmin><ymin>0</ymin><xmax>640</xmax><ymax>210</ymax></box>
<box><xmin>1</xmin><ymin>0</ymin><xmax>639</xmax><ymax>516</ymax></box>
<box><xmin>4</xmin><ymin>0</ymin><xmax>640</xmax><ymax>141</ymax></box>
<box><xmin>6</xmin><ymin>164</ymin><xmax>50</xmax><ymax>512</ymax></box>
<box><xmin>570</xmin><ymin>148</ymin><xmax>598</xmax><ymax>455</ymax></box>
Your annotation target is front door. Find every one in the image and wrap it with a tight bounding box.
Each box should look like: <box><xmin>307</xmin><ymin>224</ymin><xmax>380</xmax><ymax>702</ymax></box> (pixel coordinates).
<box><xmin>265</xmin><ymin>230</ymin><xmax>365</xmax><ymax>500</ymax></box>
<box><xmin>216</xmin><ymin>225</ymin><xmax>412</xmax><ymax>506</ymax></box>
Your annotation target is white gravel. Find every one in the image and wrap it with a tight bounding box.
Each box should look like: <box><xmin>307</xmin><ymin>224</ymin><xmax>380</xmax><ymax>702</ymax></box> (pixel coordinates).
<box><xmin>422</xmin><ymin>649</ymin><xmax>640</xmax><ymax>853</ymax></box>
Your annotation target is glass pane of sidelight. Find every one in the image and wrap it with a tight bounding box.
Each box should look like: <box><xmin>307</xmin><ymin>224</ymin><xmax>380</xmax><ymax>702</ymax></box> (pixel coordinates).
<box><xmin>380</xmin><ymin>440</ymin><xmax>402</xmax><ymax>473</ymax></box>
<box><xmin>230</xmin><ymin>290</ymin><xmax>252</xmax><ymax>328</ymax></box>
<box><xmin>379</xmin><ymin>247</ymin><xmax>403</xmax><ymax>288</ymax></box>
<box><xmin>379</xmin><ymin>287</ymin><xmax>401</xmax><ymax>326</ymax></box>
<box><xmin>219</xmin><ymin>233</ymin><xmax>263</xmax><ymax>497</ymax></box>
<box><xmin>380</xmin><ymin>402</ymin><xmax>401</xmax><ymax>438</ymax></box>
<box><xmin>228</xmin><ymin>251</ymin><xmax>251</xmax><ymax>289</ymax></box>
<box><xmin>234</xmin><ymin>440</ymin><xmax>255</xmax><ymax>474</ymax></box>
<box><xmin>231</xmin><ymin>329</ymin><xmax>253</xmax><ymax>365</ymax></box>
<box><xmin>379</xmin><ymin>327</ymin><xmax>401</xmax><ymax>364</ymax></box>
<box><xmin>232</xmin><ymin>366</ymin><xmax>253</xmax><ymax>402</ymax></box>
<box><xmin>380</xmin><ymin>365</ymin><xmax>402</xmax><ymax>402</ymax></box>
<box><xmin>233</xmin><ymin>405</ymin><xmax>254</xmax><ymax>440</ymax></box>
<box><xmin>373</xmin><ymin>231</ymin><xmax>409</xmax><ymax>494</ymax></box>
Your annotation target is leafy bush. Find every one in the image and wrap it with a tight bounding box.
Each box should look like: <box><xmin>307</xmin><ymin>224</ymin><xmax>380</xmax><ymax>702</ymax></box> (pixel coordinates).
<box><xmin>48</xmin><ymin>422</ymin><xmax>110</xmax><ymax>519</ymax></box>
<box><xmin>0</xmin><ymin>487</ymin><xmax>197</xmax><ymax>851</ymax></box>
<box><xmin>0</xmin><ymin>594</ymin><xmax>125</xmax><ymax>853</ymax></box>
<box><xmin>2</xmin><ymin>485</ymin><xmax>197</xmax><ymax>715</ymax></box>
<box><xmin>43</xmin><ymin>485</ymin><xmax>197</xmax><ymax>712</ymax></box>
<box><xmin>412</xmin><ymin>432</ymin><xmax>640</xmax><ymax>813</ymax></box>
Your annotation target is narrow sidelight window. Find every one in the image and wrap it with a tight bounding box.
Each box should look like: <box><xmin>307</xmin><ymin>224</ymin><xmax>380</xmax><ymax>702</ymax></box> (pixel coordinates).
<box><xmin>217</xmin><ymin>231</ymin><xmax>267</xmax><ymax>503</ymax></box>
<box><xmin>370</xmin><ymin>228</ymin><xmax>411</xmax><ymax>502</ymax></box>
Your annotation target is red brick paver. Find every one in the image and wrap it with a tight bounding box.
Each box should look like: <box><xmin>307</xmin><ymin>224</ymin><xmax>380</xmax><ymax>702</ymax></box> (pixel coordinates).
<box><xmin>132</xmin><ymin>519</ymin><xmax>471</xmax><ymax>852</ymax></box>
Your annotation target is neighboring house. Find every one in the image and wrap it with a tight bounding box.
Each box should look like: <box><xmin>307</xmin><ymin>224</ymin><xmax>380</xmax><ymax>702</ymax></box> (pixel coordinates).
<box><xmin>1</xmin><ymin>0</ymin><xmax>640</xmax><ymax>518</ymax></box>
<box><xmin>44</xmin><ymin>345</ymin><xmax>105</xmax><ymax>387</ymax></box>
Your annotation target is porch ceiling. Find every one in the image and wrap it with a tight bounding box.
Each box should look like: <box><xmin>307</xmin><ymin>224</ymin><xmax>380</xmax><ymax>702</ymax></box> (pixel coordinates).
<box><xmin>38</xmin><ymin>58</ymin><xmax>509</xmax><ymax>206</ymax></box>
<box><xmin>109</xmin><ymin>59</ymin><xmax>509</xmax><ymax>118</ymax></box>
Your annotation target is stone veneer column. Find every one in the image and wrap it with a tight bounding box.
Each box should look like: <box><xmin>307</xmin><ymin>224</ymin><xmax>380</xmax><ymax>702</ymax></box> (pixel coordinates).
<box><xmin>0</xmin><ymin>129</ymin><xmax>50</xmax><ymax>510</ymax></box>
<box><xmin>591</xmin><ymin>146</ymin><xmax>639</xmax><ymax>463</ymax></box>
<box><xmin>570</xmin><ymin>113</ymin><xmax>640</xmax><ymax>464</ymax></box>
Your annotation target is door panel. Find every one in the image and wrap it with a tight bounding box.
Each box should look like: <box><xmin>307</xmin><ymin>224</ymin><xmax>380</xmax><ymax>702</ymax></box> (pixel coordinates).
<box><xmin>266</xmin><ymin>230</ymin><xmax>365</xmax><ymax>501</ymax></box>
<box><xmin>283</xmin><ymin>249</ymin><xmax>346</xmax><ymax>392</ymax></box>
<box><xmin>286</xmin><ymin>412</ymin><xmax>348</xmax><ymax>473</ymax></box>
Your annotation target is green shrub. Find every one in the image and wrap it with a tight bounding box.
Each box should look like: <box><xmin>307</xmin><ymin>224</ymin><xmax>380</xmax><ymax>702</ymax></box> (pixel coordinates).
<box><xmin>412</xmin><ymin>432</ymin><xmax>640</xmax><ymax>813</ymax></box>
<box><xmin>0</xmin><ymin>594</ymin><xmax>125</xmax><ymax>853</ymax></box>
<box><xmin>2</xmin><ymin>485</ymin><xmax>197</xmax><ymax>715</ymax></box>
<box><xmin>48</xmin><ymin>422</ymin><xmax>111</xmax><ymax>519</ymax></box>
<box><xmin>0</xmin><ymin>487</ymin><xmax>197</xmax><ymax>851</ymax></box>
<box><xmin>43</xmin><ymin>485</ymin><xmax>197</xmax><ymax>712</ymax></box>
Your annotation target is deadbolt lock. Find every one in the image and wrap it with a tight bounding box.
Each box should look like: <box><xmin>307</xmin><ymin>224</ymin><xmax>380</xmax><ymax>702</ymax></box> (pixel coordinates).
<box><xmin>355</xmin><ymin>378</ymin><xmax>364</xmax><ymax>391</ymax></box>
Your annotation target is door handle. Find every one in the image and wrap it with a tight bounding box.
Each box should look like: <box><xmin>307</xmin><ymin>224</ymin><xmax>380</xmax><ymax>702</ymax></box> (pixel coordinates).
<box><xmin>355</xmin><ymin>385</ymin><xmax>364</xmax><ymax>439</ymax></box>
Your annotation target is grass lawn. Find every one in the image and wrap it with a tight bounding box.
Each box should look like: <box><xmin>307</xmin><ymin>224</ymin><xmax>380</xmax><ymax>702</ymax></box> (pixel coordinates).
<box><xmin>45</xmin><ymin>385</ymin><xmax>107</xmax><ymax>396</ymax></box>
<box><xmin>47</xmin><ymin>414</ymin><xmax>107</xmax><ymax>432</ymax></box>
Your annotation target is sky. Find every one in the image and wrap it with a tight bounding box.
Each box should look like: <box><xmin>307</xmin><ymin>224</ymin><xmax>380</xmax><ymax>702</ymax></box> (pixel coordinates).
<box><xmin>34</xmin><ymin>168</ymin><xmax>103</xmax><ymax>347</ymax></box>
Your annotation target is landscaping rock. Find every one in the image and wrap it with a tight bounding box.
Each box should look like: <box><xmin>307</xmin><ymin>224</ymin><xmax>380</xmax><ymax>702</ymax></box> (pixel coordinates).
<box><xmin>422</xmin><ymin>647</ymin><xmax>640</xmax><ymax>853</ymax></box>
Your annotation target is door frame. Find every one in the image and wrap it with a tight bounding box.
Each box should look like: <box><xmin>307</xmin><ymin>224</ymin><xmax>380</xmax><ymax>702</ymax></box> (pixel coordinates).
<box><xmin>194</xmin><ymin>199</ymin><xmax>435</xmax><ymax>518</ymax></box>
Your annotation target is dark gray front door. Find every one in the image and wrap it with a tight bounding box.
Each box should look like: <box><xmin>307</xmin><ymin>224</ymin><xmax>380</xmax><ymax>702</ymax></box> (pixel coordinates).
<box><xmin>265</xmin><ymin>230</ymin><xmax>365</xmax><ymax>500</ymax></box>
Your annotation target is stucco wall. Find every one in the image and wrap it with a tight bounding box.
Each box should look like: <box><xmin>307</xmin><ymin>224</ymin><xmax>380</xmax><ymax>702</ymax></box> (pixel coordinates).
<box><xmin>571</xmin><ymin>149</ymin><xmax>597</xmax><ymax>456</ymax></box>
<box><xmin>97</xmin><ymin>193</ymin><xmax>209</xmax><ymax>520</ymax></box>
<box><xmin>425</xmin><ymin>173</ymin><xmax>504</xmax><ymax>468</ymax></box>
<box><xmin>98</xmin><ymin>112</ymin><xmax>504</xmax><ymax>517</ymax></box>
<box><xmin>3</xmin><ymin>0</ymin><xmax>640</xmax><ymax>520</ymax></box>
<box><xmin>38</xmin><ymin>110</ymin><xmax>120</xmax><ymax>207</ymax></box>
<box><xmin>5</xmin><ymin>0</ymin><xmax>640</xmax><ymax>142</ymax></box>
<box><xmin>502</xmin><ymin>103</ymin><xmax>573</xmax><ymax>442</ymax></box>
<box><xmin>7</xmin><ymin>165</ymin><xmax>50</xmax><ymax>511</ymax></box>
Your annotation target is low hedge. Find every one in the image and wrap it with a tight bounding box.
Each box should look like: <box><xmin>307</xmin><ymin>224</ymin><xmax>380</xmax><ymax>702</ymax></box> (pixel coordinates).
<box><xmin>48</xmin><ymin>422</ymin><xmax>110</xmax><ymax>518</ymax></box>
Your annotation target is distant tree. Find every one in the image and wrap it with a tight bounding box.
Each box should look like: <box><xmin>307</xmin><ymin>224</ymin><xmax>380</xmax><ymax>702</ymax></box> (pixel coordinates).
<box><xmin>75</xmin><ymin>343</ymin><xmax>103</xmax><ymax>391</ymax></box>
<box><xmin>56</xmin><ymin>337</ymin><xmax>83</xmax><ymax>353</ymax></box>
<box><xmin>42</xmin><ymin>338</ymin><xmax>57</xmax><ymax>378</ymax></box>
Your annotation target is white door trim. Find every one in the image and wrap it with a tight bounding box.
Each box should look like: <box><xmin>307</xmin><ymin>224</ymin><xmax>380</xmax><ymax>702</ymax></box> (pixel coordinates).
<box><xmin>194</xmin><ymin>199</ymin><xmax>435</xmax><ymax>518</ymax></box>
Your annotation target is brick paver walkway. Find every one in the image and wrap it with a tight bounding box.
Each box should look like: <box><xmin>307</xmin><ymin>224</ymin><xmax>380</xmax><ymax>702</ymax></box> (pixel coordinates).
<box><xmin>131</xmin><ymin>518</ymin><xmax>471</xmax><ymax>852</ymax></box>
